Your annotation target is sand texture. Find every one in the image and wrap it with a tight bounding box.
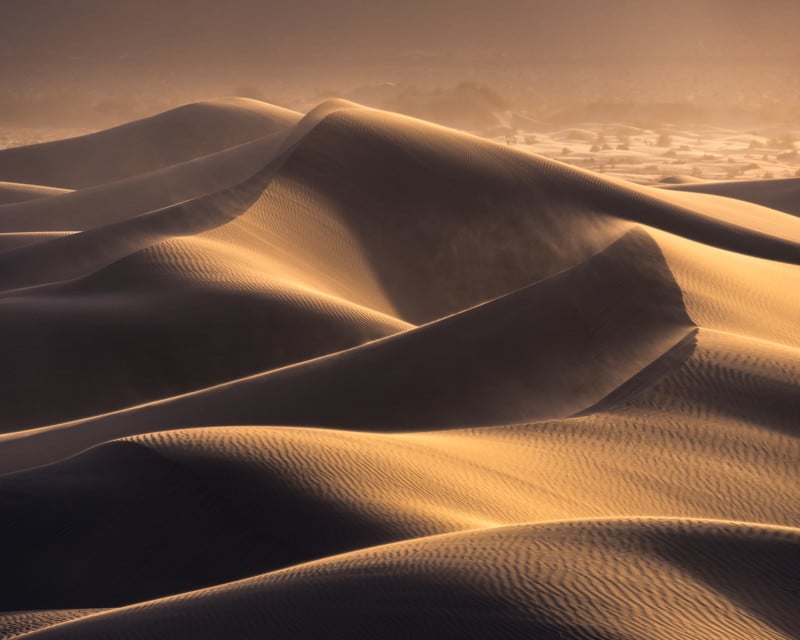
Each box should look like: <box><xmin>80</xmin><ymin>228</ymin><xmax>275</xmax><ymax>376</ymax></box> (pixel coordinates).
<box><xmin>0</xmin><ymin>98</ymin><xmax>798</xmax><ymax>639</ymax></box>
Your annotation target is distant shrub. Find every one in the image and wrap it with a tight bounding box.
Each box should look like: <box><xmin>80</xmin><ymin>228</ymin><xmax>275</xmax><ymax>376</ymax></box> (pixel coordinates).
<box><xmin>453</xmin><ymin>82</ymin><xmax>509</xmax><ymax>111</ymax></box>
<box><xmin>769</xmin><ymin>134</ymin><xmax>797</xmax><ymax>149</ymax></box>
<box><xmin>566</xmin><ymin>130</ymin><xmax>591</xmax><ymax>141</ymax></box>
<box><xmin>656</xmin><ymin>132</ymin><xmax>672</xmax><ymax>147</ymax></box>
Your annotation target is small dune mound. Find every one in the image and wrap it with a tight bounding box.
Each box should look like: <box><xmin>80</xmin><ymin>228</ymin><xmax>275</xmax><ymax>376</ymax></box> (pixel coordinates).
<box><xmin>0</xmin><ymin>98</ymin><xmax>301</xmax><ymax>189</ymax></box>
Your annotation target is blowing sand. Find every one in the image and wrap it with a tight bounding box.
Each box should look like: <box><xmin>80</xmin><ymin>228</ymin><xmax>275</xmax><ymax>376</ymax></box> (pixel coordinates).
<box><xmin>0</xmin><ymin>97</ymin><xmax>797</xmax><ymax>639</ymax></box>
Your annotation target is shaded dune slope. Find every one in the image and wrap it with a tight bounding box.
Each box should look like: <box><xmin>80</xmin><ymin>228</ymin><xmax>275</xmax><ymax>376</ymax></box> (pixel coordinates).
<box><xmin>0</xmin><ymin>269</ymin><xmax>410</xmax><ymax>431</ymax></box>
<box><xmin>0</xmin><ymin>99</ymin><xmax>798</xmax><ymax>639</ymax></box>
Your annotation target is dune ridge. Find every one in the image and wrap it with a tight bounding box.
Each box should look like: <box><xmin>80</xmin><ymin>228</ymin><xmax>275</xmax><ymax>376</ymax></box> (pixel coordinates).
<box><xmin>0</xmin><ymin>98</ymin><xmax>797</xmax><ymax>639</ymax></box>
<box><xmin>5</xmin><ymin>520</ymin><xmax>799</xmax><ymax>640</ymax></box>
<box><xmin>663</xmin><ymin>177</ymin><xmax>800</xmax><ymax>217</ymax></box>
<box><xmin>0</xmin><ymin>182</ymin><xmax>71</xmax><ymax>205</ymax></box>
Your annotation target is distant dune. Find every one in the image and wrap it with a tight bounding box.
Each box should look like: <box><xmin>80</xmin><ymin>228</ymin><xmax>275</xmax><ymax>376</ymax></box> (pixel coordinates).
<box><xmin>0</xmin><ymin>98</ymin><xmax>798</xmax><ymax>639</ymax></box>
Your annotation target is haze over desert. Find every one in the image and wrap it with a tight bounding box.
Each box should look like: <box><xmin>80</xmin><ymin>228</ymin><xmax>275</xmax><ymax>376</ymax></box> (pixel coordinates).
<box><xmin>0</xmin><ymin>2</ymin><xmax>798</xmax><ymax>639</ymax></box>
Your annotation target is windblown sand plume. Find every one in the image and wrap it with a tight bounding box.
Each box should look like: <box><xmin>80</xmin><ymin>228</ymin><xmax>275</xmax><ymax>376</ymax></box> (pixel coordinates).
<box><xmin>0</xmin><ymin>97</ymin><xmax>798</xmax><ymax>639</ymax></box>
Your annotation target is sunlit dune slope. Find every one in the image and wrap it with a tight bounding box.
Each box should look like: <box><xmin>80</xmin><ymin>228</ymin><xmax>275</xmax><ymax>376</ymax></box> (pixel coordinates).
<box><xmin>0</xmin><ymin>98</ymin><xmax>797</xmax><ymax>640</ymax></box>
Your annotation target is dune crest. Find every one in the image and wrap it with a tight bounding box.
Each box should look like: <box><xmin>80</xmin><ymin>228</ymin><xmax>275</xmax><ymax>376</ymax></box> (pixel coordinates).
<box><xmin>0</xmin><ymin>99</ymin><xmax>797</xmax><ymax>639</ymax></box>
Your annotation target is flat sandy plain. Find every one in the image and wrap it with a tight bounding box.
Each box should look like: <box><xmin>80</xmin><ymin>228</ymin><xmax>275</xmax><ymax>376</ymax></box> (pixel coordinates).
<box><xmin>0</xmin><ymin>98</ymin><xmax>798</xmax><ymax>639</ymax></box>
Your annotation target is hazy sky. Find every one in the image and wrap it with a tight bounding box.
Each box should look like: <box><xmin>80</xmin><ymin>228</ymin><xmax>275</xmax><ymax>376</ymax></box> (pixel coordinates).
<box><xmin>2</xmin><ymin>0</ymin><xmax>799</xmax><ymax>126</ymax></box>
<box><xmin>2</xmin><ymin>0</ymin><xmax>799</xmax><ymax>63</ymax></box>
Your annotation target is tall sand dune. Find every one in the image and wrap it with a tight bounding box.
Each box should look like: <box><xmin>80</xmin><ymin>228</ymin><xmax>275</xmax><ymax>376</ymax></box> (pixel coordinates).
<box><xmin>0</xmin><ymin>99</ymin><xmax>797</xmax><ymax>639</ymax></box>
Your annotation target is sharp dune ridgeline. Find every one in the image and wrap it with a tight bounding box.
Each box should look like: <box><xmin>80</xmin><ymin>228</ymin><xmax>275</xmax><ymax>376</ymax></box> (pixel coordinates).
<box><xmin>0</xmin><ymin>97</ymin><xmax>798</xmax><ymax>640</ymax></box>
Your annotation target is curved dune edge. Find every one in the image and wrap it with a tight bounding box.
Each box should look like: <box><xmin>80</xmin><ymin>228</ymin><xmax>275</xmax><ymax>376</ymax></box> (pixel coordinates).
<box><xmin>0</xmin><ymin>611</ymin><xmax>103</xmax><ymax>640</ymax></box>
<box><xmin>662</xmin><ymin>177</ymin><xmax>800</xmax><ymax>217</ymax></box>
<box><xmin>0</xmin><ymin>98</ymin><xmax>798</xmax><ymax>639</ymax></box>
<box><xmin>0</xmin><ymin>182</ymin><xmax>71</xmax><ymax>205</ymax></box>
<box><xmin>0</xmin><ymin>133</ymin><xmax>289</xmax><ymax>233</ymax></box>
<box><xmin>7</xmin><ymin>519</ymin><xmax>800</xmax><ymax>640</ymax></box>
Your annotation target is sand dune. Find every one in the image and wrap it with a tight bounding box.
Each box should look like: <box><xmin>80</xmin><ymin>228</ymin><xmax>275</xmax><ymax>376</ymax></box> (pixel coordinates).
<box><xmin>0</xmin><ymin>98</ymin><xmax>300</xmax><ymax>189</ymax></box>
<box><xmin>0</xmin><ymin>99</ymin><xmax>797</xmax><ymax>639</ymax></box>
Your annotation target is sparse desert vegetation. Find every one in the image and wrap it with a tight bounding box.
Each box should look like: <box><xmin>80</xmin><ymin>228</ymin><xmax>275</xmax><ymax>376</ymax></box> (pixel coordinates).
<box><xmin>495</xmin><ymin>123</ymin><xmax>800</xmax><ymax>184</ymax></box>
